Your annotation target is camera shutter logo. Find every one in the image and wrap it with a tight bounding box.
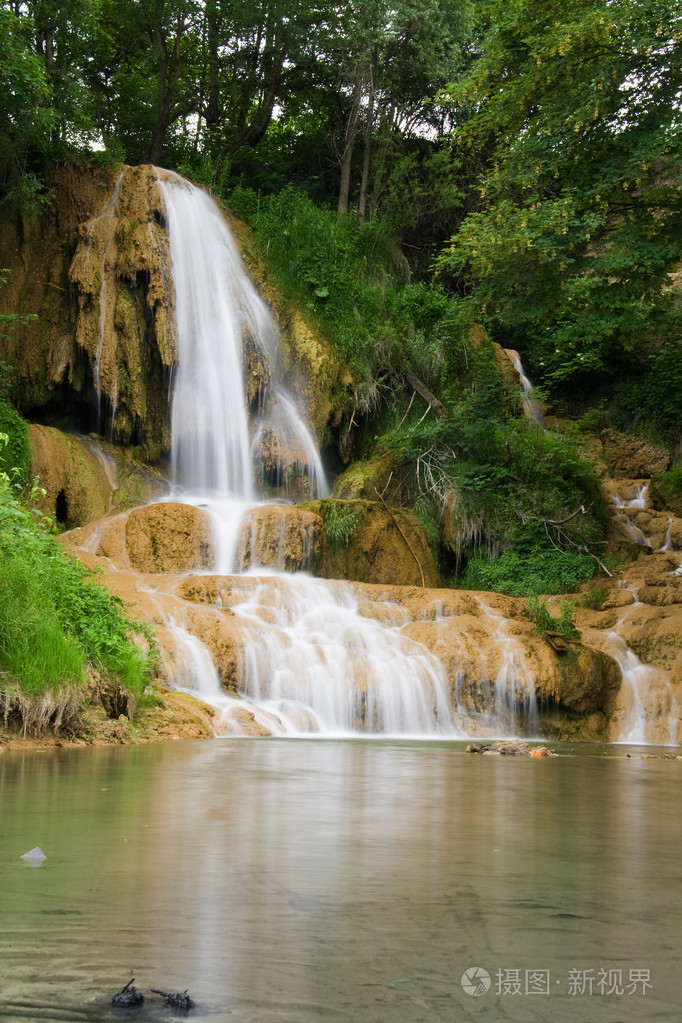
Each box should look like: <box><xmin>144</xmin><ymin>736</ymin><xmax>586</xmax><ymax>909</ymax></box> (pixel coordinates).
<box><xmin>461</xmin><ymin>967</ymin><xmax>491</xmax><ymax>997</ymax></box>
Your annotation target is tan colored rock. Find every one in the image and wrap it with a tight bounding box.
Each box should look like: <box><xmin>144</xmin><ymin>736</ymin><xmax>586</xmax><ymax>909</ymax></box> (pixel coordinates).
<box><xmin>69</xmin><ymin>164</ymin><xmax>176</xmax><ymax>456</ymax></box>
<box><xmin>306</xmin><ymin>499</ymin><xmax>440</xmax><ymax>588</ymax></box>
<box><xmin>28</xmin><ymin>425</ymin><xmax>112</xmax><ymax>527</ymax></box>
<box><xmin>125</xmin><ymin>502</ymin><xmax>215</xmax><ymax>573</ymax></box>
<box><xmin>181</xmin><ymin>604</ymin><xmax>241</xmax><ymax>690</ymax></box>
<box><xmin>237</xmin><ymin>504</ymin><xmax>322</xmax><ymax>572</ymax></box>
<box><xmin>600</xmin><ymin>429</ymin><xmax>670</xmax><ymax>477</ymax></box>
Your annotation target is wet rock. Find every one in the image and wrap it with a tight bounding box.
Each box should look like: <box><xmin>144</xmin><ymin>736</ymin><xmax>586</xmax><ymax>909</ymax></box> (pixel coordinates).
<box><xmin>237</xmin><ymin>504</ymin><xmax>322</xmax><ymax>573</ymax></box>
<box><xmin>21</xmin><ymin>846</ymin><xmax>47</xmax><ymax>864</ymax></box>
<box><xmin>151</xmin><ymin>988</ymin><xmax>196</xmax><ymax>1010</ymax></box>
<box><xmin>306</xmin><ymin>499</ymin><xmax>440</xmax><ymax>588</ymax></box>
<box><xmin>125</xmin><ymin>503</ymin><xmax>215</xmax><ymax>573</ymax></box>
<box><xmin>111</xmin><ymin>979</ymin><xmax>144</xmax><ymax>1007</ymax></box>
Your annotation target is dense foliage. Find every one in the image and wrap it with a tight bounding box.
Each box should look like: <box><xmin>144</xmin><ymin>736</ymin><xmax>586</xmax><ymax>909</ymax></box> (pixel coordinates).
<box><xmin>438</xmin><ymin>0</ymin><xmax>682</xmax><ymax>438</ymax></box>
<box><xmin>230</xmin><ymin>184</ymin><xmax>468</xmax><ymax>393</ymax></box>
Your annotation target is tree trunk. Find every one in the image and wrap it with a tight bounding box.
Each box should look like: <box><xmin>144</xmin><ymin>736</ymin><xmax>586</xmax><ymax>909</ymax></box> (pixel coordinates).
<box><xmin>358</xmin><ymin>56</ymin><xmax>377</xmax><ymax>224</ymax></box>
<box><xmin>337</xmin><ymin>68</ymin><xmax>365</xmax><ymax>214</ymax></box>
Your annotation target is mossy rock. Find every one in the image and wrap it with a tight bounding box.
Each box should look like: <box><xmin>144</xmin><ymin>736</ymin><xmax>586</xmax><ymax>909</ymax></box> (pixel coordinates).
<box><xmin>28</xmin><ymin>425</ymin><xmax>112</xmax><ymax>527</ymax></box>
<box><xmin>306</xmin><ymin>498</ymin><xmax>440</xmax><ymax>587</ymax></box>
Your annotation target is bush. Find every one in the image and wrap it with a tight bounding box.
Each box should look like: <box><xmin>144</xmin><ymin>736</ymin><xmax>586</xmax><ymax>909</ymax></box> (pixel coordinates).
<box><xmin>526</xmin><ymin>595</ymin><xmax>580</xmax><ymax>641</ymax></box>
<box><xmin>0</xmin><ymin>475</ymin><xmax>154</xmax><ymax>708</ymax></box>
<box><xmin>0</xmin><ymin>399</ymin><xmax>30</xmax><ymax>489</ymax></box>
<box><xmin>460</xmin><ymin>549</ymin><xmax>597</xmax><ymax>597</ymax></box>
<box><xmin>322</xmin><ymin>500</ymin><xmax>366</xmax><ymax>549</ymax></box>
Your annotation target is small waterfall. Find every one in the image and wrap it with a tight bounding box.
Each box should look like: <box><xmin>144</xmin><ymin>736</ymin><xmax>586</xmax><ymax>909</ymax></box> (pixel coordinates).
<box><xmin>503</xmin><ymin>348</ymin><xmax>545</xmax><ymax>427</ymax></box>
<box><xmin>608</xmin><ymin>481</ymin><xmax>652</xmax><ymax>546</ymax></box>
<box><xmin>230</xmin><ymin>574</ymin><xmax>462</xmax><ymax>737</ymax></box>
<box><xmin>606</xmin><ymin>632</ymin><xmax>676</xmax><ymax>745</ymax></box>
<box><xmin>475</xmin><ymin>599</ymin><xmax>538</xmax><ymax>735</ymax></box>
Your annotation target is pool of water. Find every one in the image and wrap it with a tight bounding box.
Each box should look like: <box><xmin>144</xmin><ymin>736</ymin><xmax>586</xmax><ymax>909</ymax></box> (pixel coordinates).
<box><xmin>1</xmin><ymin>739</ymin><xmax>680</xmax><ymax>1021</ymax></box>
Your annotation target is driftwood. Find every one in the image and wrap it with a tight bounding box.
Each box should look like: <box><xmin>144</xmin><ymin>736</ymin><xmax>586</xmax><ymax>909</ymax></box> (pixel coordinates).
<box><xmin>402</xmin><ymin>370</ymin><xmax>449</xmax><ymax>420</ymax></box>
<box><xmin>151</xmin><ymin>988</ymin><xmax>196</xmax><ymax>1010</ymax></box>
<box><xmin>111</xmin><ymin>978</ymin><xmax>144</xmax><ymax>1007</ymax></box>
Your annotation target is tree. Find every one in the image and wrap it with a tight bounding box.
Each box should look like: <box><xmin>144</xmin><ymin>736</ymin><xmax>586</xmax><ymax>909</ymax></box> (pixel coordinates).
<box><xmin>0</xmin><ymin>4</ymin><xmax>52</xmax><ymax>207</ymax></box>
<box><xmin>438</xmin><ymin>0</ymin><xmax>682</xmax><ymax>388</ymax></box>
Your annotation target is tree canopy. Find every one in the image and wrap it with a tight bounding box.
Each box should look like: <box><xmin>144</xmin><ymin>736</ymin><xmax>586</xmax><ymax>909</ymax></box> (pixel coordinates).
<box><xmin>438</xmin><ymin>0</ymin><xmax>682</xmax><ymax>393</ymax></box>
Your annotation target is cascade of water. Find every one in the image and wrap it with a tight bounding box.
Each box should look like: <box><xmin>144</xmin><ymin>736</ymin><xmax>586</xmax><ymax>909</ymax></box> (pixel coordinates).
<box><xmin>609</xmin><ymin>482</ymin><xmax>652</xmax><ymax>547</ymax></box>
<box><xmin>475</xmin><ymin>599</ymin><xmax>539</xmax><ymax>735</ymax></box>
<box><xmin>152</xmin><ymin>169</ymin><xmax>537</xmax><ymax>737</ymax></box>
<box><xmin>157</xmin><ymin>168</ymin><xmax>329</xmax><ymax>575</ymax></box>
<box><xmin>606</xmin><ymin>631</ymin><xmax>676</xmax><ymax>744</ymax></box>
<box><xmin>230</xmin><ymin>574</ymin><xmax>462</xmax><ymax>737</ymax></box>
<box><xmin>158</xmin><ymin>172</ymin><xmax>266</xmax><ymax>500</ymax></box>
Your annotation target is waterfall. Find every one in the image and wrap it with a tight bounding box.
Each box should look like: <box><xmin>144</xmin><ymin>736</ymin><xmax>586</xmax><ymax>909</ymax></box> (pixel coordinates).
<box><xmin>503</xmin><ymin>348</ymin><xmax>545</xmax><ymax>427</ymax></box>
<box><xmin>155</xmin><ymin>170</ymin><xmax>533</xmax><ymax>738</ymax></box>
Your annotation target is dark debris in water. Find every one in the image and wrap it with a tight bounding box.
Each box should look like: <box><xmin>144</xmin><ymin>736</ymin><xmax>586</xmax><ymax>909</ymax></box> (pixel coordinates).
<box><xmin>151</xmin><ymin>988</ymin><xmax>196</xmax><ymax>1010</ymax></box>
<box><xmin>111</xmin><ymin>979</ymin><xmax>144</xmax><ymax>1007</ymax></box>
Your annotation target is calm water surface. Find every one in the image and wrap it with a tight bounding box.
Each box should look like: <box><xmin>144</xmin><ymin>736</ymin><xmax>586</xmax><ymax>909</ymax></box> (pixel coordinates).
<box><xmin>0</xmin><ymin>739</ymin><xmax>680</xmax><ymax>1022</ymax></box>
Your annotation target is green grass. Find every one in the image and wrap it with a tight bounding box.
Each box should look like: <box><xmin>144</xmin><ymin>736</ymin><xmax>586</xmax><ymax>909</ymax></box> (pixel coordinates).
<box><xmin>0</xmin><ymin>472</ymin><xmax>155</xmax><ymax>733</ymax></box>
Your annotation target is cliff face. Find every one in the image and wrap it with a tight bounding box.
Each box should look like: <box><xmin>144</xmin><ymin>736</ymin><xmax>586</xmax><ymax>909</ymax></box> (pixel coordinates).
<box><xmin>0</xmin><ymin>163</ymin><xmax>174</xmax><ymax>456</ymax></box>
<box><xmin>0</xmin><ymin>162</ymin><xmax>343</xmax><ymax>462</ymax></box>
<box><xmin>68</xmin><ymin>164</ymin><xmax>176</xmax><ymax>456</ymax></box>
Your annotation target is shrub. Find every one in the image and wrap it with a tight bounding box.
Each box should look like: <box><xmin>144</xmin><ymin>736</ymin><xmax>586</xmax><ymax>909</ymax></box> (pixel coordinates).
<box><xmin>322</xmin><ymin>501</ymin><xmax>366</xmax><ymax>549</ymax></box>
<box><xmin>526</xmin><ymin>595</ymin><xmax>580</xmax><ymax>641</ymax></box>
<box><xmin>0</xmin><ymin>474</ymin><xmax>155</xmax><ymax>717</ymax></box>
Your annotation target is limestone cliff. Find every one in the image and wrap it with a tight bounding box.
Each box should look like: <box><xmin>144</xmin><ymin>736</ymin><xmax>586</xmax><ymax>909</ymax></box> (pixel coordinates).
<box><xmin>0</xmin><ymin>161</ymin><xmax>344</xmax><ymax>464</ymax></box>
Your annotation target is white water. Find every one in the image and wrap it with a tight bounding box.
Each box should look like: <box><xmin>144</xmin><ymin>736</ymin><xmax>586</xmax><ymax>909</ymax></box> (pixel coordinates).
<box><xmin>153</xmin><ymin>170</ymin><xmax>537</xmax><ymax>738</ymax></box>
<box><xmin>609</xmin><ymin>482</ymin><xmax>652</xmax><ymax>546</ymax></box>
<box><xmin>607</xmin><ymin>631</ymin><xmax>676</xmax><ymax>744</ymax></box>
<box><xmin>504</xmin><ymin>348</ymin><xmax>545</xmax><ymax>427</ymax></box>
<box><xmin>475</xmin><ymin>599</ymin><xmax>538</xmax><ymax>735</ymax></box>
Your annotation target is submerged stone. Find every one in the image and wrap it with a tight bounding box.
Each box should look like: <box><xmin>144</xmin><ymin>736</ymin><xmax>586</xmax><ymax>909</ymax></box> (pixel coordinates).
<box><xmin>21</xmin><ymin>846</ymin><xmax>47</xmax><ymax>865</ymax></box>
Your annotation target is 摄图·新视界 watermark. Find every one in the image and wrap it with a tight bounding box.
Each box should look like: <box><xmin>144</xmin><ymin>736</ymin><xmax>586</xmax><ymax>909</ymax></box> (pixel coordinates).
<box><xmin>460</xmin><ymin>966</ymin><xmax>652</xmax><ymax>997</ymax></box>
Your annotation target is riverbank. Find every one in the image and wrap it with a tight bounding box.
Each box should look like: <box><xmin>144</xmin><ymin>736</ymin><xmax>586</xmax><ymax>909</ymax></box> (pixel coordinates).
<box><xmin>0</xmin><ymin>688</ymin><xmax>215</xmax><ymax>752</ymax></box>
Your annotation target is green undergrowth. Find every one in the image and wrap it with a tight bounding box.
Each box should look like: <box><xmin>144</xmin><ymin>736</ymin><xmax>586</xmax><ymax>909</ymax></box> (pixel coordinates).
<box><xmin>525</xmin><ymin>596</ymin><xmax>580</xmax><ymax>643</ymax></box>
<box><xmin>0</xmin><ymin>472</ymin><xmax>156</xmax><ymax>735</ymax></box>
<box><xmin>228</xmin><ymin>185</ymin><xmax>467</xmax><ymax>398</ymax></box>
<box><xmin>322</xmin><ymin>500</ymin><xmax>367</xmax><ymax>550</ymax></box>
<box><xmin>365</xmin><ymin>336</ymin><xmax>607</xmax><ymax>596</ymax></box>
<box><xmin>0</xmin><ymin>398</ymin><xmax>30</xmax><ymax>489</ymax></box>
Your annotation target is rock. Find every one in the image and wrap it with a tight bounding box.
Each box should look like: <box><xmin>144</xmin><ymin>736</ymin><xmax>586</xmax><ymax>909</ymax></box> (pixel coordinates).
<box><xmin>600</xmin><ymin>429</ymin><xmax>670</xmax><ymax>477</ymax></box>
<box><xmin>28</xmin><ymin>426</ymin><xmax>112</xmax><ymax>528</ymax></box>
<box><xmin>21</xmin><ymin>846</ymin><xmax>47</xmax><ymax>864</ymax></box>
<box><xmin>111</xmin><ymin>980</ymin><xmax>144</xmax><ymax>1008</ymax></box>
<box><xmin>306</xmin><ymin>499</ymin><xmax>440</xmax><ymax>588</ymax></box>
<box><xmin>125</xmin><ymin>503</ymin><xmax>215</xmax><ymax>573</ymax></box>
<box><xmin>237</xmin><ymin>504</ymin><xmax>322</xmax><ymax>573</ymax></box>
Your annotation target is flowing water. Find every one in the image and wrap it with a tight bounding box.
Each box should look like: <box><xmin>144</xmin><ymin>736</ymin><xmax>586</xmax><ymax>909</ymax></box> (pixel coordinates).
<box><xmin>152</xmin><ymin>172</ymin><xmax>537</xmax><ymax>738</ymax></box>
<box><xmin>1</xmin><ymin>741</ymin><xmax>681</xmax><ymax>1023</ymax></box>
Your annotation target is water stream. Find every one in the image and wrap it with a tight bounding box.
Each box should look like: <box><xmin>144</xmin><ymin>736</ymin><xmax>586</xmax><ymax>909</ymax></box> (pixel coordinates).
<box><xmin>154</xmin><ymin>172</ymin><xmax>530</xmax><ymax>738</ymax></box>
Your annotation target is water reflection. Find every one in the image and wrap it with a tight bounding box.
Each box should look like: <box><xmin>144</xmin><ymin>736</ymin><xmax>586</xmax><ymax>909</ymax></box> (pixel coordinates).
<box><xmin>1</xmin><ymin>740</ymin><xmax>680</xmax><ymax>1021</ymax></box>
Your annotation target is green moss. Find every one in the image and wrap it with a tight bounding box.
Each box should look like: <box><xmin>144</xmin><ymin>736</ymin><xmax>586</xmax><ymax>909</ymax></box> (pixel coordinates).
<box><xmin>321</xmin><ymin>500</ymin><xmax>367</xmax><ymax>550</ymax></box>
